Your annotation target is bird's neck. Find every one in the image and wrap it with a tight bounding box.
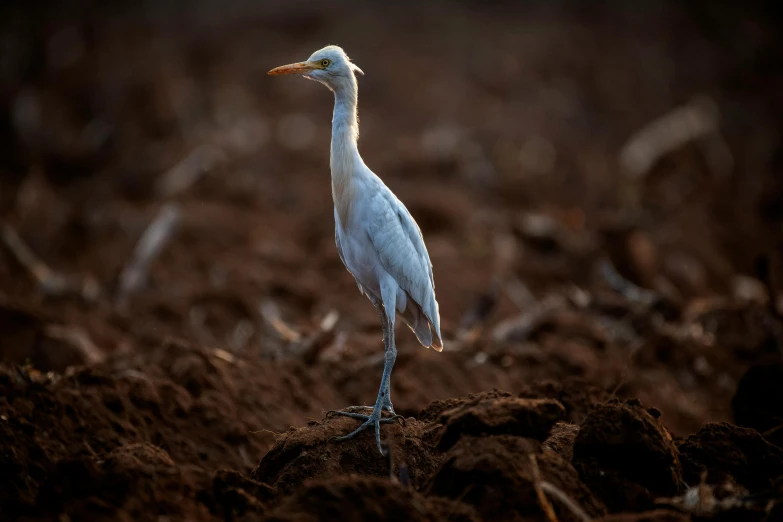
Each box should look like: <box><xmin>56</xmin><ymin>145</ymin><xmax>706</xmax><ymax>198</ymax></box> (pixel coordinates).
<box><xmin>330</xmin><ymin>79</ymin><xmax>360</xmax><ymax>225</ymax></box>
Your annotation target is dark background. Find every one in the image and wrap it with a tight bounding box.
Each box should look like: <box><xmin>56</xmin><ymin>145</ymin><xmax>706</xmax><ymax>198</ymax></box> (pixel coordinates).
<box><xmin>1</xmin><ymin>1</ymin><xmax>782</xmax><ymax>520</ymax></box>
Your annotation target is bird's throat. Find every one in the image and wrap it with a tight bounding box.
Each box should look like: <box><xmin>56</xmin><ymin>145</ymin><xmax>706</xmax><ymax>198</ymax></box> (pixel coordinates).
<box><xmin>330</xmin><ymin>83</ymin><xmax>360</xmax><ymax>226</ymax></box>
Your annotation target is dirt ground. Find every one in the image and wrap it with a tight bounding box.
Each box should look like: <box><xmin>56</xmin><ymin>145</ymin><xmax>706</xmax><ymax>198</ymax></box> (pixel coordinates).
<box><xmin>1</xmin><ymin>1</ymin><xmax>782</xmax><ymax>521</ymax></box>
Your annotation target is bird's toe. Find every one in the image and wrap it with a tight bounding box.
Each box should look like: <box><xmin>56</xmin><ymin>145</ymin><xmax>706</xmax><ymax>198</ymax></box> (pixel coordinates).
<box><xmin>344</xmin><ymin>405</ymin><xmax>375</xmax><ymax>412</ymax></box>
<box><xmin>328</xmin><ymin>410</ymin><xmax>372</xmax><ymax>421</ymax></box>
<box><xmin>374</xmin><ymin>418</ymin><xmax>384</xmax><ymax>455</ymax></box>
<box><xmin>326</xmin><ymin>406</ymin><xmax>370</xmax><ymax>418</ymax></box>
<box><xmin>329</xmin><ymin>410</ymin><xmax>400</xmax><ymax>455</ymax></box>
<box><xmin>330</xmin><ymin>416</ymin><xmax>374</xmax><ymax>442</ymax></box>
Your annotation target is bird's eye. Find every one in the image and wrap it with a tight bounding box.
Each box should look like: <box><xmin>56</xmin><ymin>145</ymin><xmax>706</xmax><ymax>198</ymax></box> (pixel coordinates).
<box><xmin>321</xmin><ymin>59</ymin><xmax>330</xmax><ymax>67</ymax></box>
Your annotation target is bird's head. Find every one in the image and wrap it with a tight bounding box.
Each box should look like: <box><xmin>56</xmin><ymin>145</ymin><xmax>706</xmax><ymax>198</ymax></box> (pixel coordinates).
<box><xmin>268</xmin><ymin>45</ymin><xmax>363</xmax><ymax>91</ymax></box>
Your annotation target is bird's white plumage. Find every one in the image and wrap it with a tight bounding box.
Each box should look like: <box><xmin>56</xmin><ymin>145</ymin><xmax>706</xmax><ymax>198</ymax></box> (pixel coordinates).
<box><xmin>270</xmin><ymin>44</ymin><xmax>442</xmax><ymax>454</ymax></box>
<box><xmin>301</xmin><ymin>45</ymin><xmax>443</xmax><ymax>350</ymax></box>
<box><xmin>335</xmin><ymin>175</ymin><xmax>442</xmax><ymax>350</ymax></box>
<box><xmin>366</xmin><ymin>190</ymin><xmax>442</xmax><ymax>348</ymax></box>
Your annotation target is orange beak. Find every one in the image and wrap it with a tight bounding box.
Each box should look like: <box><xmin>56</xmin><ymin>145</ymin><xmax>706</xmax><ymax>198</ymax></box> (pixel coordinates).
<box><xmin>268</xmin><ymin>61</ymin><xmax>318</xmax><ymax>75</ymax></box>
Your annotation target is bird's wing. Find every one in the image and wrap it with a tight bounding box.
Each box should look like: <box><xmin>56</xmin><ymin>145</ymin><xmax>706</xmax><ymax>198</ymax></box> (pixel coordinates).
<box><xmin>334</xmin><ymin>208</ymin><xmax>347</xmax><ymax>267</ymax></box>
<box><xmin>399</xmin><ymin>203</ymin><xmax>435</xmax><ymax>292</ymax></box>
<box><xmin>367</xmin><ymin>191</ymin><xmax>441</xmax><ymax>342</ymax></box>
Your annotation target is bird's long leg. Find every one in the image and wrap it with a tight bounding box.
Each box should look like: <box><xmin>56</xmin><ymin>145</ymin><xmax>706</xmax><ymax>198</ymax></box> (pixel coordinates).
<box><xmin>375</xmin><ymin>301</ymin><xmax>395</xmax><ymax>414</ymax></box>
<box><xmin>330</xmin><ymin>305</ymin><xmax>399</xmax><ymax>455</ymax></box>
<box><xmin>378</xmin><ymin>306</ymin><xmax>396</xmax><ymax>414</ymax></box>
<box><xmin>326</xmin><ymin>301</ymin><xmax>396</xmax><ymax>414</ymax></box>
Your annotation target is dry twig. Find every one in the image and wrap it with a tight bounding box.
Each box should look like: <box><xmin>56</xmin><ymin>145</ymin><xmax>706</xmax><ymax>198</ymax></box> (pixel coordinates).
<box><xmin>237</xmin><ymin>445</ymin><xmax>252</xmax><ymax>468</ymax></box>
<box><xmin>212</xmin><ymin>348</ymin><xmax>237</xmax><ymax>364</ymax></box>
<box><xmin>491</xmin><ymin>294</ymin><xmax>564</xmax><ymax>343</ymax></box>
<box><xmin>260</xmin><ymin>299</ymin><xmax>302</xmax><ymax>342</ymax></box>
<box><xmin>286</xmin><ymin>309</ymin><xmax>340</xmax><ymax>364</ymax></box>
<box><xmin>598</xmin><ymin>258</ymin><xmax>658</xmax><ymax>308</ymax></box>
<box><xmin>1</xmin><ymin>224</ymin><xmax>100</xmax><ymax>301</ymax></box>
<box><xmin>116</xmin><ymin>204</ymin><xmax>180</xmax><ymax>306</ymax></box>
<box><xmin>504</xmin><ymin>277</ymin><xmax>536</xmax><ymax>311</ymax></box>
<box><xmin>529</xmin><ymin>454</ymin><xmax>559</xmax><ymax>522</ymax></box>
<box><xmin>620</xmin><ymin>95</ymin><xmax>725</xmax><ymax>179</ymax></box>
<box><xmin>455</xmin><ymin>282</ymin><xmax>499</xmax><ymax>345</ymax></box>
<box><xmin>655</xmin><ymin>477</ymin><xmax>756</xmax><ymax>516</ymax></box>
<box><xmin>45</xmin><ymin>324</ymin><xmax>105</xmax><ymax>364</ymax></box>
<box><xmin>540</xmin><ymin>482</ymin><xmax>593</xmax><ymax>522</ymax></box>
<box><xmin>229</xmin><ymin>319</ymin><xmax>255</xmax><ymax>352</ymax></box>
<box><xmin>155</xmin><ymin>144</ymin><xmax>226</xmax><ymax>197</ymax></box>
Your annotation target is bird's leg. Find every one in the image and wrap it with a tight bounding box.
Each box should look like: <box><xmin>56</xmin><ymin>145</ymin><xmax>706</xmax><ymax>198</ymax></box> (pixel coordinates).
<box><xmin>326</xmin><ymin>301</ymin><xmax>395</xmax><ymax>415</ymax></box>
<box><xmin>330</xmin><ymin>308</ymin><xmax>400</xmax><ymax>455</ymax></box>
<box><xmin>376</xmin><ymin>301</ymin><xmax>395</xmax><ymax>414</ymax></box>
<box><xmin>379</xmin><ymin>309</ymin><xmax>396</xmax><ymax>417</ymax></box>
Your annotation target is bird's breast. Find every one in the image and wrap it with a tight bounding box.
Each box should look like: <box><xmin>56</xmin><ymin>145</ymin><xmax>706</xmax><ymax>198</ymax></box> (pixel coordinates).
<box><xmin>330</xmin><ymin>146</ymin><xmax>359</xmax><ymax>226</ymax></box>
<box><xmin>332</xmin><ymin>177</ymin><xmax>355</xmax><ymax>226</ymax></box>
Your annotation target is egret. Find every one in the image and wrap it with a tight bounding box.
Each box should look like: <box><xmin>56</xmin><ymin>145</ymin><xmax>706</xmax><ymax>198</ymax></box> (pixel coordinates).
<box><xmin>269</xmin><ymin>46</ymin><xmax>443</xmax><ymax>455</ymax></box>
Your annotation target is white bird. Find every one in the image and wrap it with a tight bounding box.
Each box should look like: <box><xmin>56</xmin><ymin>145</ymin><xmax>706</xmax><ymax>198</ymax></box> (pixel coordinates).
<box><xmin>269</xmin><ymin>45</ymin><xmax>443</xmax><ymax>455</ymax></box>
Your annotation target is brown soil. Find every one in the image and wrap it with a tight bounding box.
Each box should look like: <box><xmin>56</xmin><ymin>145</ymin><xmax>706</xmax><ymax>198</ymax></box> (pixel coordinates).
<box><xmin>263</xmin><ymin>476</ymin><xmax>481</xmax><ymax>522</ymax></box>
<box><xmin>572</xmin><ymin>399</ymin><xmax>684</xmax><ymax>512</ymax></box>
<box><xmin>1</xmin><ymin>1</ymin><xmax>783</xmax><ymax>521</ymax></box>
<box><xmin>427</xmin><ymin>434</ymin><xmax>606</xmax><ymax>522</ymax></box>
<box><xmin>251</xmin><ymin>415</ymin><xmax>438</xmax><ymax>495</ymax></box>
<box><xmin>677</xmin><ymin>422</ymin><xmax>783</xmax><ymax>491</ymax></box>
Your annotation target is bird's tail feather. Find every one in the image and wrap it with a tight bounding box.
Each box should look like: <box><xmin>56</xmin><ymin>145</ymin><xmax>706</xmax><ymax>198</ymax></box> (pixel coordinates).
<box><xmin>410</xmin><ymin>320</ymin><xmax>433</xmax><ymax>347</ymax></box>
<box><xmin>402</xmin><ymin>300</ymin><xmax>443</xmax><ymax>351</ymax></box>
<box><xmin>430</xmin><ymin>327</ymin><xmax>443</xmax><ymax>352</ymax></box>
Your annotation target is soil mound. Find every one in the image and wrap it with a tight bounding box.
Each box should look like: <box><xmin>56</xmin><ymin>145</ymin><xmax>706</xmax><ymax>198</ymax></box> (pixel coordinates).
<box><xmin>519</xmin><ymin>377</ymin><xmax>610</xmax><ymax>424</ymax></box>
<box><xmin>543</xmin><ymin>422</ymin><xmax>581</xmax><ymax>461</ymax></box>
<box><xmin>33</xmin><ymin>444</ymin><xmax>210</xmax><ymax>522</ymax></box>
<box><xmin>437</xmin><ymin>396</ymin><xmax>565</xmax><ymax>450</ymax></box>
<box><xmin>262</xmin><ymin>476</ymin><xmax>480</xmax><ymax>522</ymax></box>
<box><xmin>426</xmin><ymin>434</ymin><xmax>606</xmax><ymax>522</ymax></box>
<box><xmin>201</xmin><ymin>470</ymin><xmax>275</xmax><ymax>522</ymax></box>
<box><xmin>572</xmin><ymin>399</ymin><xmax>684</xmax><ymax>512</ymax></box>
<box><xmin>251</xmin><ymin>414</ymin><xmax>439</xmax><ymax>495</ymax></box>
<box><xmin>678</xmin><ymin>422</ymin><xmax>783</xmax><ymax>491</ymax></box>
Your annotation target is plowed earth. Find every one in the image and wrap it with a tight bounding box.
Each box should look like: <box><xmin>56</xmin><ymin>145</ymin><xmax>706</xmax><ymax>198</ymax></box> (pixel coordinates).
<box><xmin>1</xmin><ymin>1</ymin><xmax>782</xmax><ymax>521</ymax></box>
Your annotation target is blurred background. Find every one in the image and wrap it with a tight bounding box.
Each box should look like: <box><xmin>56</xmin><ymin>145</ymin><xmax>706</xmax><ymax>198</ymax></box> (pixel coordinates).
<box><xmin>1</xmin><ymin>0</ymin><xmax>782</xmax><ymax>458</ymax></box>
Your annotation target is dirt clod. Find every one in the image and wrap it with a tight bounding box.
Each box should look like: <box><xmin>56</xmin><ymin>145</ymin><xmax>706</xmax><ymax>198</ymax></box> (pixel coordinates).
<box><xmin>417</xmin><ymin>389</ymin><xmax>514</xmax><ymax>422</ymax></box>
<box><xmin>427</xmin><ymin>435</ymin><xmax>606</xmax><ymax>522</ymax></box>
<box><xmin>429</xmin><ymin>392</ymin><xmax>565</xmax><ymax>451</ymax></box>
<box><xmin>572</xmin><ymin>399</ymin><xmax>684</xmax><ymax>512</ymax></box>
<box><xmin>543</xmin><ymin>422</ymin><xmax>581</xmax><ymax>462</ymax></box>
<box><xmin>263</xmin><ymin>476</ymin><xmax>480</xmax><ymax>522</ymax></box>
<box><xmin>202</xmin><ymin>470</ymin><xmax>274</xmax><ymax>521</ymax></box>
<box><xmin>251</xmin><ymin>415</ymin><xmax>439</xmax><ymax>495</ymax></box>
<box><xmin>677</xmin><ymin>422</ymin><xmax>783</xmax><ymax>492</ymax></box>
<box><xmin>519</xmin><ymin>377</ymin><xmax>610</xmax><ymax>424</ymax></box>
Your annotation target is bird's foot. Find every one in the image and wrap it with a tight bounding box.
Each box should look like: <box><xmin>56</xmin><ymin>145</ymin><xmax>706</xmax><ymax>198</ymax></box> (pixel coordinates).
<box><xmin>327</xmin><ymin>409</ymin><xmax>402</xmax><ymax>422</ymax></box>
<box><xmin>326</xmin><ymin>405</ymin><xmax>373</xmax><ymax>414</ymax></box>
<box><xmin>328</xmin><ymin>409</ymin><xmax>404</xmax><ymax>455</ymax></box>
<box><xmin>325</xmin><ymin>398</ymin><xmax>396</xmax><ymax>416</ymax></box>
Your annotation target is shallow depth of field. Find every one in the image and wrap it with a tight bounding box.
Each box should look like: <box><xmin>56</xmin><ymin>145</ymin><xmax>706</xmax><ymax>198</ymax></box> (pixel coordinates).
<box><xmin>1</xmin><ymin>1</ymin><xmax>782</xmax><ymax>521</ymax></box>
